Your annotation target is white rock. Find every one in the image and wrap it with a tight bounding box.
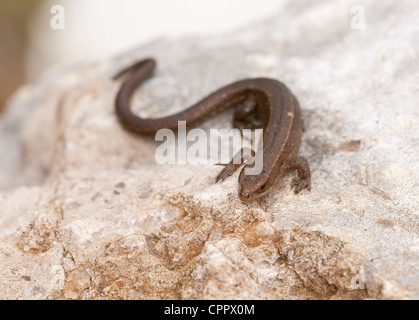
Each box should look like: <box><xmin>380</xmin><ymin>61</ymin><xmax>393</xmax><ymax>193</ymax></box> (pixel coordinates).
<box><xmin>0</xmin><ymin>0</ymin><xmax>418</xmax><ymax>299</ymax></box>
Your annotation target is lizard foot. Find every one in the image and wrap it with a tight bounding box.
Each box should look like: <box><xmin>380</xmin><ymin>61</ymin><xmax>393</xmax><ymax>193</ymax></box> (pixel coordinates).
<box><xmin>291</xmin><ymin>177</ymin><xmax>311</xmax><ymax>194</ymax></box>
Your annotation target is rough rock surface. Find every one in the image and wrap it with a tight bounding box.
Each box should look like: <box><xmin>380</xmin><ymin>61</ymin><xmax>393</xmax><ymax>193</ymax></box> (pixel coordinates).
<box><xmin>0</xmin><ymin>0</ymin><xmax>418</xmax><ymax>299</ymax></box>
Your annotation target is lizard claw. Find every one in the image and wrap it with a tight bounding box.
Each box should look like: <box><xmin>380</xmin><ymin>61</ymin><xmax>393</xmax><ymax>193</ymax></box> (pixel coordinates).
<box><xmin>291</xmin><ymin>177</ymin><xmax>311</xmax><ymax>194</ymax></box>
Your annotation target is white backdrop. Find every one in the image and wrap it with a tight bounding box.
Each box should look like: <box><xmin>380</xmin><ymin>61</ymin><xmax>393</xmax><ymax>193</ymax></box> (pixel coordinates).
<box><xmin>26</xmin><ymin>0</ymin><xmax>284</xmax><ymax>80</ymax></box>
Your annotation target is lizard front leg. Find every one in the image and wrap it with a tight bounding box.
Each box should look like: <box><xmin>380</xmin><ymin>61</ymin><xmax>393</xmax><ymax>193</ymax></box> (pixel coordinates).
<box><xmin>286</xmin><ymin>156</ymin><xmax>311</xmax><ymax>193</ymax></box>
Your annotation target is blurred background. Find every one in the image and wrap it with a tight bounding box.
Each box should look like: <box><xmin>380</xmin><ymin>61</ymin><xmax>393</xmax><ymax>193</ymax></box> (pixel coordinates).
<box><xmin>0</xmin><ymin>0</ymin><xmax>282</xmax><ymax>113</ymax></box>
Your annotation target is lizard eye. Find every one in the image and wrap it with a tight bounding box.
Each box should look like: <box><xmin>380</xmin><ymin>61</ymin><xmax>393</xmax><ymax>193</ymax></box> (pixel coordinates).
<box><xmin>259</xmin><ymin>183</ymin><xmax>267</xmax><ymax>193</ymax></box>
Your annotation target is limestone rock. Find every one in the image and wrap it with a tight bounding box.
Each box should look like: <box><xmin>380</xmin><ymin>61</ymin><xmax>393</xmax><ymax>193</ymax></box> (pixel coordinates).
<box><xmin>0</xmin><ymin>0</ymin><xmax>418</xmax><ymax>299</ymax></box>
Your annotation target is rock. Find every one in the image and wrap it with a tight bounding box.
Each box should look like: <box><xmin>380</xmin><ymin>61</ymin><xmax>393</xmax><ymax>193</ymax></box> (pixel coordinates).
<box><xmin>0</xmin><ymin>0</ymin><xmax>418</xmax><ymax>299</ymax></box>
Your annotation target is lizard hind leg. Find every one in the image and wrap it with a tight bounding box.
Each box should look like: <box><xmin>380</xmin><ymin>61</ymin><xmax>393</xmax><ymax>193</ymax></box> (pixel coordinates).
<box><xmin>233</xmin><ymin>94</ymin><xmax>262</xmax><ymax>131</ymax></box>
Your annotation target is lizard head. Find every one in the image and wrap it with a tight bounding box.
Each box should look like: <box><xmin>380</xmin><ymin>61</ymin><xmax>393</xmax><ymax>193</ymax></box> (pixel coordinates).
<box><xmin>238</xmin><ymin>169</ymin><xmax>274</xmax><ymax>202</ymax></box>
